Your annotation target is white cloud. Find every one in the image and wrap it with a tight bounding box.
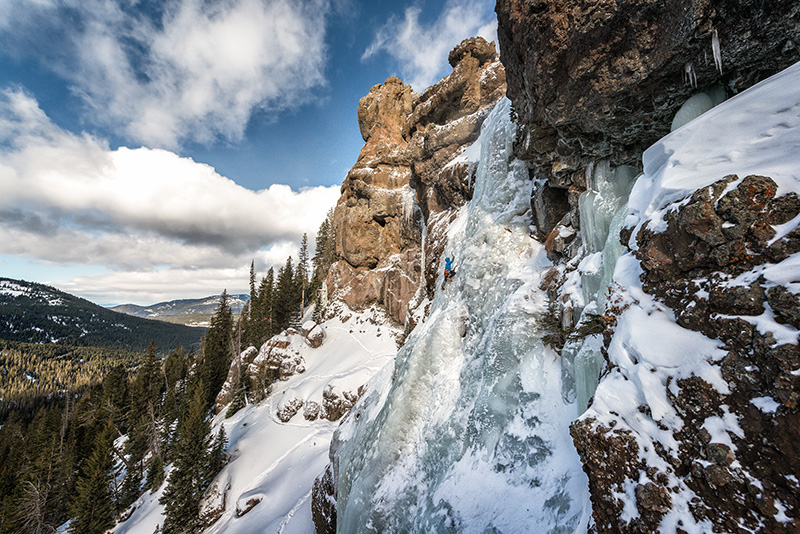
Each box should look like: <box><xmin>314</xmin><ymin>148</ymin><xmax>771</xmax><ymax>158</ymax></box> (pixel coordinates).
<box><xmin>2</xmin><ymin>0</ymin><xmax>331</xmax><ymax>148</ymax></box>
<box><xmin>0</xmin><ymin>89</ymin><xmax>339</xmax><ymax>300</ymax></box>
<box><xmin>51</xmin><ymin>245</ymin><xmax>299</xmax><ymax>305</ymax></box>
<box><xmin>362</xmin><ymin>0</ymin><xmax>497</xmax><ymax>91</ymax></box>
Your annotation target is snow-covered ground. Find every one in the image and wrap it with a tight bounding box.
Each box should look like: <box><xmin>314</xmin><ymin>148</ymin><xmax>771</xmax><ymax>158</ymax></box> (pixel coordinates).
<box><xmin>113</xmin><ymin>307</ymin><xmax>399</xmax><ymax>534</ymax></box>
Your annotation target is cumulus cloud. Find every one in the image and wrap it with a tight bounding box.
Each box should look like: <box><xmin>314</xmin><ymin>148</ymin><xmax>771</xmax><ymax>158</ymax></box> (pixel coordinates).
<box><xmin>0</xmin><ymin>89</ymin><xmax>339</xmax><ymax>299</ymax></box>
<box><xmin>362</xmin><ymin>0</ymin><xmax>497</xmax><ymax>91</ymax></box>
<box><xmin>1</xmin><ymin>0</ymin><xmax>331</xmax><ymax>148</ymax></box>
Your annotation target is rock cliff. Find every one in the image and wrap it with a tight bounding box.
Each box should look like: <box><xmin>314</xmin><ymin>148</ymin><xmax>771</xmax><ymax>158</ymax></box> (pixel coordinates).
<box><xmin>326</xmin><ymin>37</ymin><xmax>505</xmax><ymax>324</ymax></box>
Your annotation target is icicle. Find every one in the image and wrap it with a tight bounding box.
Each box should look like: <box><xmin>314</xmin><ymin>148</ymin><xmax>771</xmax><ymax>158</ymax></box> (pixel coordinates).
<box><xmin>712</xmin><ymin>29</ymin><xmax>723</xmax><ymax>74</ymax></box>
<box><xmin>401</xmin><ymin>185</ymin><xmax>417</xmax><ymax>224</ymax></box>
<box><xmin>684</xmin><ymin>62</ymin><xmax>697</xmax><ymax>88</ymax></box>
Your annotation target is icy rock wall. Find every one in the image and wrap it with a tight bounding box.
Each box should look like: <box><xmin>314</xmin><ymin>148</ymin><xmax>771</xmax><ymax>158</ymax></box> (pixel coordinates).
<box><xmin>331</xmin><ymin>99</ymin><xmax>590</xmax><ymax>533</ymax></box>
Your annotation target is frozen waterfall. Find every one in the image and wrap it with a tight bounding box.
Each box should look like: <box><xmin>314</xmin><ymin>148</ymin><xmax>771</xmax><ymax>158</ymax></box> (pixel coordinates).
<box><xmin>331</xmin><ymin>99</ymin><xmax>591</xmax><ymax>534</ymax></box>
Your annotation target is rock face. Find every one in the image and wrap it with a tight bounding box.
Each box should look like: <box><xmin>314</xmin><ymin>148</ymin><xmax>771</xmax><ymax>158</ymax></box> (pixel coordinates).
<box><xmin>329</xmin><ymin>76</ymin><xmax>420</xmax><ymax>325</ymax></box>
<box><xmin>571</xmin><ymin>175</ymin><xmax>800</xmax><ymax>533</ymax></box>
<box><xmin>407</xmin><ymin>37</ymin><xmax>506</xmax><ymax>296</ymax></box>
<box><xmin>328</xmin><ymin>37</ymin><xmax>506</xmax><ymax>321</ymax></box>
<box><xmin>496</xmin><ymin>0</ymin><xmax>800</xmax><ymax>173</ymax></box>
<box><xmin>496</xmin><ymin>0</ymin><xmax>800</xmax><ymax>253</ymax></box>
<box><xmin>311</xmin><ymin>464</ymin><xmax>337</xmax><ymax>534</ymax></box>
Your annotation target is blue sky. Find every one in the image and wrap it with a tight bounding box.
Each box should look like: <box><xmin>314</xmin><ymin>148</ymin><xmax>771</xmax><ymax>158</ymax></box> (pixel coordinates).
<box><xmin>0</xmin><ymin>0</ymin><xmax>496</xmax><ymax>305</ymax></box>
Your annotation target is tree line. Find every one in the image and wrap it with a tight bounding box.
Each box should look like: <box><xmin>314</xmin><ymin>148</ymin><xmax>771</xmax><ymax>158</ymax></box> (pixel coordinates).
<box><xmin>0</xmin><ymin>341</ymin><xmax>142</xmax><ymax>423</ymax></box>
<box><xmin>0</xmin><ymin>299</ymin><xmax>231</xmax><ymax>534</ymax></box>
<box><xmin>239</xmin><ymin>209</ymin><xmax>339</xmax><ymax>351</ymax></box>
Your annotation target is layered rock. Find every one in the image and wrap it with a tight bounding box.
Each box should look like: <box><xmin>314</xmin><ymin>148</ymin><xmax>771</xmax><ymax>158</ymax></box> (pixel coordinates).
<box><xmin>496</xmin><ymin>0</ymin><xmax>800</xmax><ymax>259</ymax></box>
<box><xmin>327</xmin><ymin>37</ymin><xmax>506</xmax><ymax>321</ymax></box>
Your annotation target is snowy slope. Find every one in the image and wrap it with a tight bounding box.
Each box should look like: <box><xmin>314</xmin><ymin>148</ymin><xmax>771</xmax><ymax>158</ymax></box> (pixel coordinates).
<box><xmin>113</xmin><ymin>306</ymin><xmax>399</xmax><ymax>534</ymax></box>
<box><xmin>332</xmin><ymin>99</ymin><xmax>590</xmax><ymax>533</ymax></box>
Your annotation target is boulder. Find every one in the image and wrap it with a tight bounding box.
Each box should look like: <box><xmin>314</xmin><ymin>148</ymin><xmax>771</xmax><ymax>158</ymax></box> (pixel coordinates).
<box><xmin>276</xmin><ymin>398</ymin><xmax>304</xmax><ymax>422</ymax></box>
<box><xmin>322</xmin><ymin>385</ymin><xmax>355</xmax><ymax>421</ymax></box>
<box><xmin>303</xmin><ymin>322</ymin><xmax>326</xmax><ymax>348</ymax></box>
<box><xmin>199</xmin><ymin>477</ymin><xmax>229</xmax><ymax>526</ymax></box>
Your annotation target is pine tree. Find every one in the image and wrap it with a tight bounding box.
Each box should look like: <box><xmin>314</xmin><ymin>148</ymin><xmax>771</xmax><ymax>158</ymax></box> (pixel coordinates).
<box><xmin>257</xmin><ymin>268</ymin><xmax>275</xmax><ymax>342</ymax></box>
<box><xmin>70</xmin><ymin>421</ymin><xmax>115</xmax><ymax>534</ymax></box>
<box><xmin>242</xmin><ymin>261</ymin><xmax>258</xmax><ymax>347</ymax></box>
<box><xmin>205</xmin><ymin>428</ymin><xmax>227</xmax><ymax>485</ymax></box>
<box><xmin>322</xmin><ymin>208</ymin><xmax>339</xmax><ymax>269</ymax></box>
<box><xmin>198</xmin><ymin>291</ymin><xmax>233</xmax><ymax>410</ymax></box>
<box><xmin>274</xmin><ymin>258</ymin><xmax>295</xmax><ymax>332</ymax></box>
<box><xmin>160</xmin><ymin>390</ymin><xmax>211</xmax><ymax>534</ymax></box>
<box><xmin>145</xmin><ymin>454</ymin><xmax>164</xmax><ymax>492</ymax></box>
<box><xmin>297</xmin><ymin>234</ymin><xmax>310</xmax><ymax>320</ymax></box>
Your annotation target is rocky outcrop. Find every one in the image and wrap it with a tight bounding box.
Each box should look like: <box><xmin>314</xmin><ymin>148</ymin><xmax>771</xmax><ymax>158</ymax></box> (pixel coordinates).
<box><xmin>571</xmin><ymin>175</ymin><xmax>800</xmax><ymax>533</ymax></box>
<box><xmin>311</xmin><ymin>464</ymin><xmax>337</xmax><ymax>534</ymax></box>
<box><xmin>302</xmin><ymin>321</ymin><xmax>325</xmax><ymax>348</ymax></box>
<box><xmin>329</xmin><ymin>75</ymin><xmax>420</xmax><ymax>325</ymax></box>
<box><xmin>495</xmin><ymin>2</ymin><xmax>800</xmax><ymax>531</ymax></box>
<box><xmin>496</xmin><ymin>0</ymin><xmax>800</xmax><ymax>174</ymax></box>
<box><xmin>214</xmin><ymin>346</ymin><xmax>259</xmax><ymax>412</ymax></box>
<box><xmin>328</xmin><ymin>37</ymin><xmax>506</xmax><ymax>320</ymax></box>
<box><xmin>407</xmin><ymin>37</ymin><xmax>506</xmax><ymax>297</ymax></box>
<box><xmin>214</xmin><ymin>333</ymin><xmax>308</xmax><ymax>412</ymax></box>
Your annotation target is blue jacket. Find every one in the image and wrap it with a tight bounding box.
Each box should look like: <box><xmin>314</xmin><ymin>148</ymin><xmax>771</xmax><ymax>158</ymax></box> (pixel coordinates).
<box><xmin>445</xmin><ymin>257</ymin><xmax>454</xmax><ymax>271</ymax></box>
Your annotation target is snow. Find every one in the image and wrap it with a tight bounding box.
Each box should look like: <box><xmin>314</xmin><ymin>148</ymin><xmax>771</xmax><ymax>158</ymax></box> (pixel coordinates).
<box><xmin>0</xmin><ymin>280</ymin><xmax>30</xmax><ymax>297</ymax></box>
<box><xmin>630</xmin><ymin>61</ymin><xmax>800</xmax><ymax>238</ymax></box>
<box><xmin>112</xmin><ymin>306</ymin><xmax>399</xmax><ymax>534</ymax></box>
<box><xmin>114</xmin><ymin>473</ymin><xmax>169</xmax><ymax>534</ymax></box>
<box><xmin>0</xmin><ymin>279</ymin><xmax>63</xmax><ymax>305</ymax></box>
<box><xmin>333</xmin><ymin>99</ymin><xmax>590</xmax><ymax>533</ymax></box>
<box><xmin>751</xmin><ymin>396</ymin><xmax>781</xmax><ymax>414</ymax></box>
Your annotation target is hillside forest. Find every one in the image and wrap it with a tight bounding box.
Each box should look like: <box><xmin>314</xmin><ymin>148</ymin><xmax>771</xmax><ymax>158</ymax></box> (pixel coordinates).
<box><xmin>0</xmin><ymin>210</ymin><xmax>338</xmax><ymax>534</ymax></box>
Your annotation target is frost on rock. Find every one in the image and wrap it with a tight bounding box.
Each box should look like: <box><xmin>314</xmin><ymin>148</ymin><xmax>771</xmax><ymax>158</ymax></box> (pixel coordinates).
<box><xmin>333</xmin><ymin>99</ymin><xmax>590</xmax><ymax>533</ymax></box>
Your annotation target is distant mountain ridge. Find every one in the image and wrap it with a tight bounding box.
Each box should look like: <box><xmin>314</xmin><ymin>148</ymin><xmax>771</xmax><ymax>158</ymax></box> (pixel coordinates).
<box><xmin>111</xmin><ymin>294</ymin><xmax>248</xmax><ymax>326</ymax></box>
<box><xmin>0</xmin><ymin>278</ymin><xmax>205</xmax><ymax>351</ymax></box>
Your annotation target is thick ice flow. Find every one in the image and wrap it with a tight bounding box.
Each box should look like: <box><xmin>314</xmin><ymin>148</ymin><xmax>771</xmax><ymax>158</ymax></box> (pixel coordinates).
<box><xmin>333</xmin><ymin>99</ymin><xmax>589</xmax><ymax>534</ymax></box>
<box><xmin>563</xmin><ymin>163</ymin><xmax>638</xmax><ymax>413</ymax></box>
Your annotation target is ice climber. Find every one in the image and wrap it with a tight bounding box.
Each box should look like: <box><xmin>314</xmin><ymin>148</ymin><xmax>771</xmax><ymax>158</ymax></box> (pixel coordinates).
<box><xmin>442</xmin><ymin>255</ymin><xmax>456</xmax><ymax>290</ymax></box>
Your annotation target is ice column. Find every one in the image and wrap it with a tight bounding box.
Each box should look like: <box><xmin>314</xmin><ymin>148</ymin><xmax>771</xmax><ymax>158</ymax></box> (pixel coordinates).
<box><xmin>563</xmin><ymin>163</ymin><xmax>638</xmax><ymax>413</ymax></box>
